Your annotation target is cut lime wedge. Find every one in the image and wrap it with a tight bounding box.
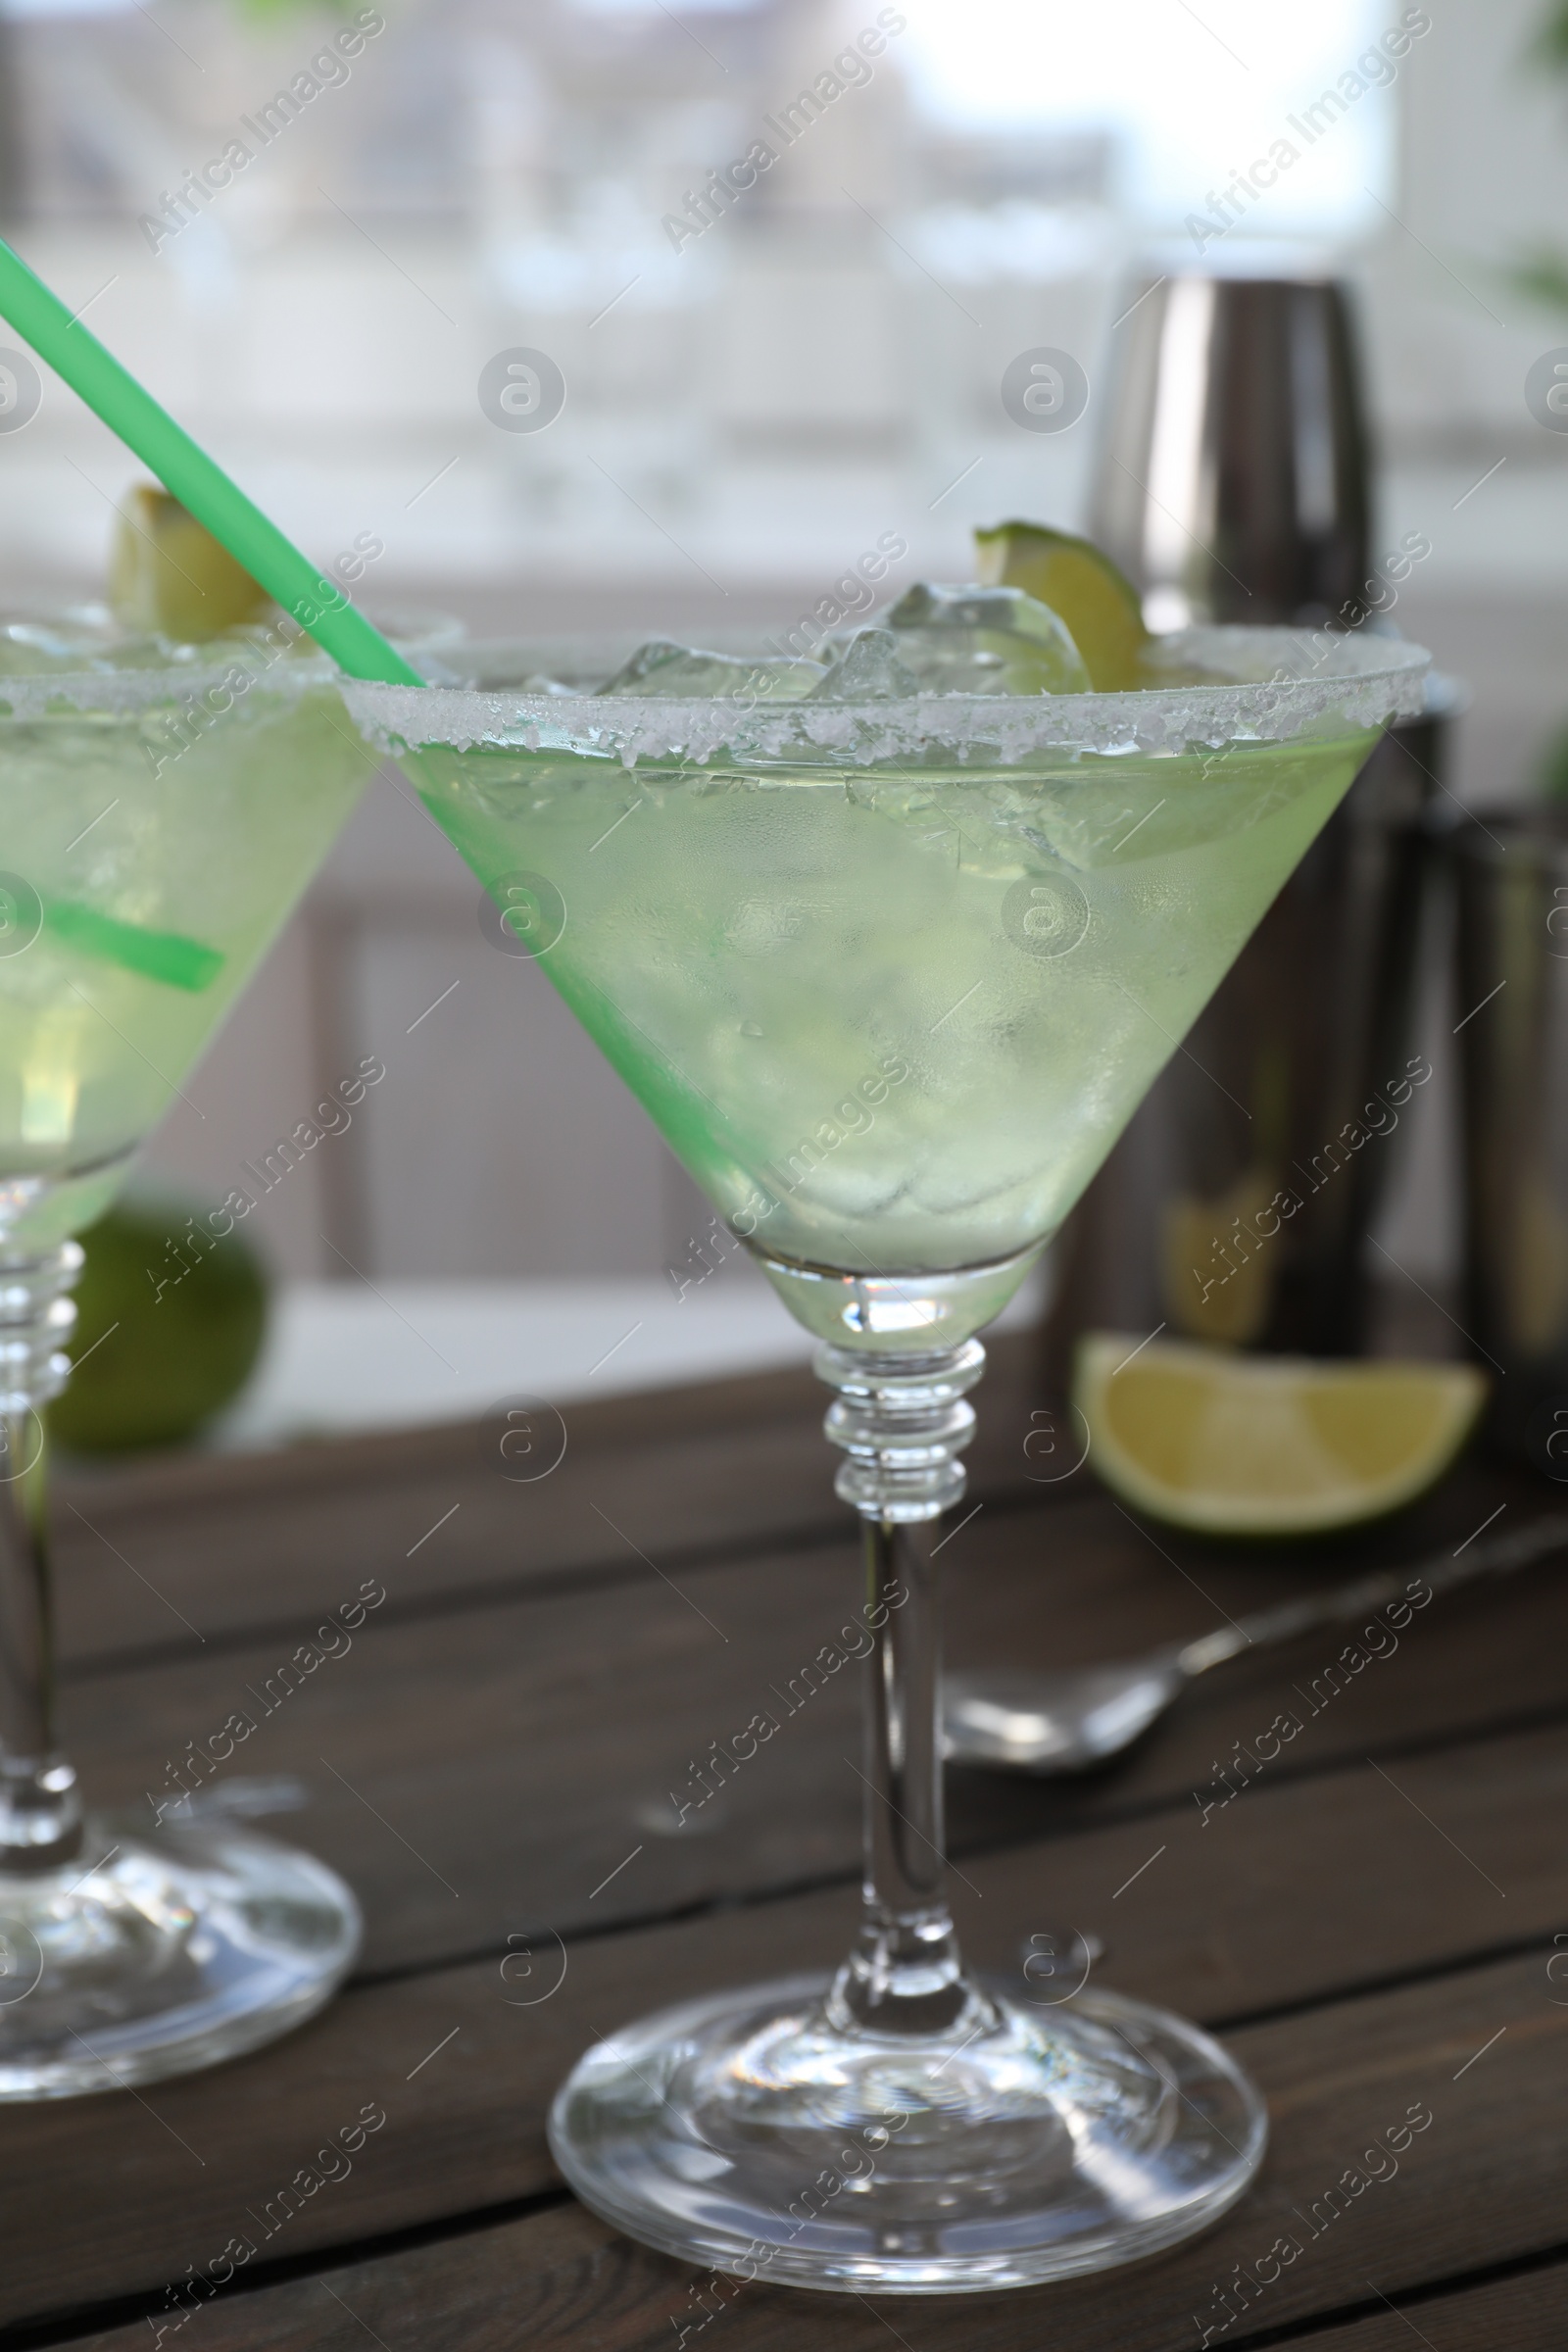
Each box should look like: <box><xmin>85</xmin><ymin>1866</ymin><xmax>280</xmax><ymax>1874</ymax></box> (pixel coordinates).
<box><xmin>973</xmin><ymin>522</ymin><xmax>1148</xmax><ymax>692</ymax></box>
<box><xmin>1074</xmin><ymin>1333</ymin><xmax>1486</xmax><ymax>1538</ymax></box>
<box><xmin>109</xmin><ymin>483</ymin><xmax>274</xmax><ymax>643</ymax></box>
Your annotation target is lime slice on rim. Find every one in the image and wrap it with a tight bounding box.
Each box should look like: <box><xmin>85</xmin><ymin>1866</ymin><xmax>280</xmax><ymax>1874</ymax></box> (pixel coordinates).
<box><xmin>109</xmin><ymin>482</ymin><xmax>274</xmax><ymax>641</ymax></box>
<box><xmin>1073</xmin><ymin>1333</ymin><xmax>1487</xmax><ymax>1538</ymax></box>
<box><xmin>973</xmin><ymin>521</ymin><xmax>1148</xmax><ymax>692</ymax></box>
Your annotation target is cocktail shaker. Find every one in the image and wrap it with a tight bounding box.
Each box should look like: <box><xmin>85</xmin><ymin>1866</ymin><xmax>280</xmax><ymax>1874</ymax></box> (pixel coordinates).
<box><xmin>1448</xmin><ymin>813</ymin><xmax>1568</xmax><ymax>1470</ymax></box>
<box><xmin>1087</xmin><ymin>273</ymin><xmax>1371</xmax><ymax>629</ymax></box>
<box><xmin>1045</xmin><ymin>271</ymin><xmax>1447</xmax><ymax>1365</ymax></box>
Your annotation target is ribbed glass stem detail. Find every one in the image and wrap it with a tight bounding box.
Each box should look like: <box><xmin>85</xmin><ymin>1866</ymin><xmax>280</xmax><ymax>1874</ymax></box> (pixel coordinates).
<box><xmin>818</xmin><ymin>1339</ymin><xmax>985</xmax><ymax>1523</ymax></box>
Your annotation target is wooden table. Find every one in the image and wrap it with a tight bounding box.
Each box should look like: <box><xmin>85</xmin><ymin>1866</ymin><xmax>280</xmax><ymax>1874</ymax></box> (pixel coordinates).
<box><xmin>11</xmin><ymin>1332</ymin><xmax>1568</xmax><ymax>2350</ymax></box>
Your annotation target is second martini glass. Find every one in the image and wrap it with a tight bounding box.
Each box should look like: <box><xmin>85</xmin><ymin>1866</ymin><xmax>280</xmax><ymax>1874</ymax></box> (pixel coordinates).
<box><xmin>0</xmin><ymin>612</ymin><xmax>374</xmax><ymax>2096</ymax></box>
<box><xmin>347</xmin><ymin>619</ymin><xmax>1428</xmax><ymax>2291</ymax></box>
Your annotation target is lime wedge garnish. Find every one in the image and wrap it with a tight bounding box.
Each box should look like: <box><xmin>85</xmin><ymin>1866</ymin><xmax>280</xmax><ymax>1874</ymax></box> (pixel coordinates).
<box><xmin>43</xmin><ymin>898</ymin><xmax>224</xmax><ymax>992</ymax></box>
<box><xmin>109</xmin><ymin>483</ymin><xmax>274</xmax><ymax>642</ymax></box>
<box><xmin>1074</xmin><ymin>1334</ymin><xmax>1486</xmax><ymax>1538</ymax></box>
<box><xmin>973</xmin><ymin>522</ymin><xmax>1148</xmax><ymax>691</ymax></box>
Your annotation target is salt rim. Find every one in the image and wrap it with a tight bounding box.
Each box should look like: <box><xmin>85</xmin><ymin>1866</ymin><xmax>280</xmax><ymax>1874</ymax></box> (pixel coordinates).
<box><xmin>342</xmin><ymin>627</ymin><xmax>1431</xmax><ymax>772</ymax></box>
<box><xmin>0</xmin><ymin>643</ymin><xmax>338</xmax><ymax>723</ymax></box>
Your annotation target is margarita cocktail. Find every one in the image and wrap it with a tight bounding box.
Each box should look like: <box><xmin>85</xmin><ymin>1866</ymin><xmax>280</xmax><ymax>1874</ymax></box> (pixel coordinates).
<box><xmin>346</xmin><ymin>600</ymin><xmax>1428</xmax><ymax>2293</ymax></box>
<box><xmin>0</xmin><ymin>613</ymin><xmax>371</xmax><ymax>1247</ymax></box>
<box><xmin>0</xmin><ymin>610</ymin><xmax>373</xmax><ymax>2097</ymax></box>
<box><xmin>372</xmin><ymin>618</ymin><xmax>1411</xmax><ymax>1297</ymax></box>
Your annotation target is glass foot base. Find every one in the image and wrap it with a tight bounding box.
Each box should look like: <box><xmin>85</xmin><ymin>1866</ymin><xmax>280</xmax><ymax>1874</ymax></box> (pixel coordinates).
<box><xmin>0</xmin><ymin>1812</ymin><xmax>361</xmax><ymax>2100</ymax></box>
<box><xmin>549</xmin><ymin>1973</ymin><xmax>1267</xmax><ymax>2294</ymax></box>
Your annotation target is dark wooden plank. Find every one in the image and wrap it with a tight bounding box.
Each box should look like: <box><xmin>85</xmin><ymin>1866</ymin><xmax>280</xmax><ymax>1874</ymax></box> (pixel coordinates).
<box><xmin>54</xmin><ymin>2230</ymin><xmax>1568</xmax><ymax>2352</ymax></box>
<box><xmin>58</xmin><ymin>1470</ymin><xmax>1568</xmax><ymax>1977</ymax></box>
<box><xmin>48</xmin><ymin>1323</ymin><xmax>1536</xmax><ymax>1676</ymax></box>
<box><xmin>47</xmin><ymin>1333</ymin><xmax>1071</xmax><ymax>1666</ymax></box>
<box><xmin>5</xmin><ymin>1714</ymin><xmax>1566</xmax><ymax>2334</ymax></box>
<box><xmin>942</xmin><ymin>1487</ymin><xmax>1568</xmax><ymax>1841</ymax></box>
<box><xmin>1261</xmin><ymin>2268</ymin><xmax>1568</xmax><ymax>2349</ymax></box>
<box><xmin>41</xmin><ymin>1955</ymin><xmax>1568</xmax><ymax>2352</ymax></box>
<box><xmin>18</xmin><ymin>1333</ymin><xmax>1563</xmax><ymax>2352</ymax></box>
<box><xmin>62</xmin><ymin>2230</ymin><xmax>1568</xmax><ymax>2352</ymax></box>
<box><xmin>49</xmin><ymin>1358</ymin><xmax>837</xmax><ymax>1666</ymax></box>
<box><xmin>70</xmin><ymin>1531</ymin><xmax>872</xmax><ymax>1971</ymax></box>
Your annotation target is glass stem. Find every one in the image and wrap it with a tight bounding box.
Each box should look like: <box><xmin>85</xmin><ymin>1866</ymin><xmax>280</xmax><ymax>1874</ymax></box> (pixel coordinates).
<box><xmin>0</xmin><ymin>1248</ymin><xmax>82</xmax><ymax>1869</ymax></box>
<box><xmin>817</xmin><ymin>1338</ymin><xmax>988</xmax><ymax>2036</ymax></box>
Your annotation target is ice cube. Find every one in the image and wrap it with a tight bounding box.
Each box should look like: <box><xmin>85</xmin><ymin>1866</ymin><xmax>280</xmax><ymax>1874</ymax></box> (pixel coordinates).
<box><xmin>596</xmin><ymin>642</ymin><xmax>825</xmax><ymax>700</ymax></box>
<box><xmin>808</xmin><ymin>628</ymin><xmax>924</xmax><ymax>701</ymax></box>
<box><xmin>883</xmin><ymin>582</ymin><xmax>1090</xmax><ymax>696</ymax></box>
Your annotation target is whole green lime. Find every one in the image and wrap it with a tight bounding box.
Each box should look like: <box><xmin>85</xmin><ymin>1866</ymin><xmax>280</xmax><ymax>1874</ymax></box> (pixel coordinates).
<box><xmin>48</xmin><ymin>1200</ymin><xmax>270</xmax><ymax>1455</ymax></box>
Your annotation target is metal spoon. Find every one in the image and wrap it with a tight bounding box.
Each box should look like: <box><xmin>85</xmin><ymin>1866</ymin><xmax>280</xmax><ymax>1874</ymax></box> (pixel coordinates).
<box><xmin>943</xmin><ymin>1513</ymin><xmax>1568</xmax><ymax>1775</ymax></box>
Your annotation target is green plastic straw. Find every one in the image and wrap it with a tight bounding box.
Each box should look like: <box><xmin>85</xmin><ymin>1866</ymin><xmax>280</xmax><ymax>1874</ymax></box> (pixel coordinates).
<box><xmin>42</xmin><ymin>899</ymin><xmax>223</xmax><ymax>993</ymax></box>
<box><xmin>0</xmin><ymin>236</ymin><xmax>424</xmax><ymax>687</ymax></box>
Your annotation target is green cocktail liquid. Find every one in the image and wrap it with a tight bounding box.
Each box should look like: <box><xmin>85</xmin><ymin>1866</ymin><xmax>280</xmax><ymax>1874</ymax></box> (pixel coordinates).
<box><xmin>405</xmin><ymin>725</ymin><xmax>1371</xmax><ymax>1277</ymax></box>
<box><xmin>0</xmin><ymin>619</ymin><xmax>371</xmax><ymax>1250</ymax></box>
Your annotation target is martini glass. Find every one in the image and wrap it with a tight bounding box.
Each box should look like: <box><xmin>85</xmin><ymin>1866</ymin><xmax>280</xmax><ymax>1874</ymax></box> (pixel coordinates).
<box><xmin>0</xmin><ymin>609</ymin><xmax>375</xmax><ymax>2097</ymax></box>
<box><xmin>346</xmin><ymin>621</ymin><xmax>1428</xmax><ymax>2291</ymax></box>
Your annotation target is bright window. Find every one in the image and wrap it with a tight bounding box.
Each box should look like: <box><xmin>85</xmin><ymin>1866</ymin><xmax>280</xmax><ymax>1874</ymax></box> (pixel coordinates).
<box><xmin>900</xmin><ymin>0</ymin><xmax>1409</xmax><ymax>239</ymax></box>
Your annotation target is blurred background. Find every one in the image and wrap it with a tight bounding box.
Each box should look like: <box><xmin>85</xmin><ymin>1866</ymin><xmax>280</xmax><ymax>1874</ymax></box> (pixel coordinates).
<box><xmin>4</xmin><ymin>0</ymin><xmax>1568</xmax><ymax>1442</ymax></box>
